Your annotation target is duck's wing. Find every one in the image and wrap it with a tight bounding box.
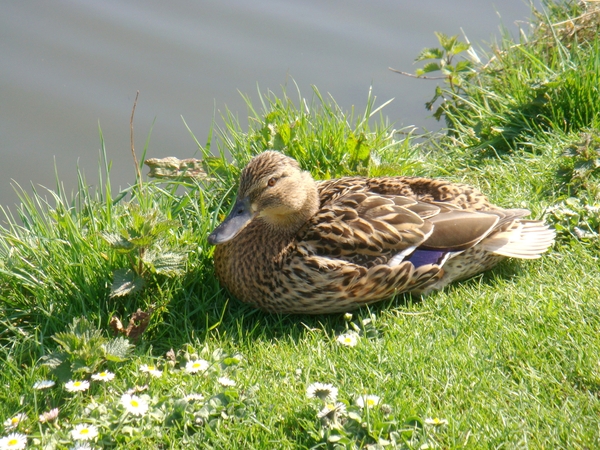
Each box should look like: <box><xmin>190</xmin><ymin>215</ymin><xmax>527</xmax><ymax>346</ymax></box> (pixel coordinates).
<box><xmin>300</xmin><ymin>190</ymin><xmax>431</xmax><ymax>263</ymax></box>
<box><xmin>366</xmin><ymin>176</ymin><xmax>493</xmax><ymax>211</ymax></box>
<box><xmin>299</xmin><ymin>188</ymin><xmax>503</xmax><ymax>266</ymax></box>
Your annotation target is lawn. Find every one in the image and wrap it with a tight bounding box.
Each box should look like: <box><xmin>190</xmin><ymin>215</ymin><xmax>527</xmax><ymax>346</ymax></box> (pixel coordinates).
<box><xmin>1</xmin><ymin>1</ymin><xmax>599</xmax><ymax>448</ymax></box>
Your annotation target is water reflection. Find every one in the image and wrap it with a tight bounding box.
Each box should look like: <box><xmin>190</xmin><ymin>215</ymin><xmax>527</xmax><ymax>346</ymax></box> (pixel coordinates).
<box><xmin>0</xmin><ymin>0</ymin><xmax>537</xmax><ymax>208</ymax></box>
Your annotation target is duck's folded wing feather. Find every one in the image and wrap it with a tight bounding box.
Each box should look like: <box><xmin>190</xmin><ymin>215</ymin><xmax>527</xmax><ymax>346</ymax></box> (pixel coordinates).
<box><xmin>421</xmin><ymin>210</ymin><xmax>500</xmax><ymax>251</ymax></box>
<box><xmin>301</xmin><ymin>191</ymin><xmax>436</xmax><ymax>260</ymax></box>
<box><xmin>300</xmin><ymin>190</ymin><xmax>534</xmax><ymax>266</ymax></box>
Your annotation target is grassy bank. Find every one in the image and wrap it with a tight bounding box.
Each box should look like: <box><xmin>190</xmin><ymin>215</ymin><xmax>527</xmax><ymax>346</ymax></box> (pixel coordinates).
<box><xmin>1</xmin><ymin>1</ymin><xmax>599</xmax><ymax>448</ymax></box>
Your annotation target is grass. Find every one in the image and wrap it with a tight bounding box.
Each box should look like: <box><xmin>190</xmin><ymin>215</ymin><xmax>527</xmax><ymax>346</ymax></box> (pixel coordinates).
<box><xmin>1</xmin><ymin>1</ymin><xmax>600</xmax><ymax>448</ymax></box>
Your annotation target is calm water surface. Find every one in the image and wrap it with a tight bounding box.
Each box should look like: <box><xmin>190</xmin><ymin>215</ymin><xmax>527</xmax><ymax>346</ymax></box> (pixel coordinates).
<box><xmin>1</xmin><ymin>1</ymin><xmax>538</xmax><ymax>208</ymax></box>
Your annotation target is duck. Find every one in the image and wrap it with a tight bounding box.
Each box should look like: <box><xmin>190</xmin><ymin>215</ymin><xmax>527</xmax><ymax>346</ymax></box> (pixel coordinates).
<box><xmin>208</xmin><ymin>151</ymin><xmax>555</xmax><ymax>314</ymax></box>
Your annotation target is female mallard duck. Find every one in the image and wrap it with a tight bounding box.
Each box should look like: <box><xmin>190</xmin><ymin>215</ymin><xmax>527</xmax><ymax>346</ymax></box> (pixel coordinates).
<box><xmin>208</xmin><ymin>151</ymin><xmax>555</xmax><ymax>314</ymax></box>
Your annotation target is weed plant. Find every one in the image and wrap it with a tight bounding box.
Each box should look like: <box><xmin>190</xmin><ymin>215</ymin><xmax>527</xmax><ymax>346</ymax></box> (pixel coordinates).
<box><xmin>1</xmin><ymin>1</ymin><xmax>599</xmax><ymax>448</ymax></box>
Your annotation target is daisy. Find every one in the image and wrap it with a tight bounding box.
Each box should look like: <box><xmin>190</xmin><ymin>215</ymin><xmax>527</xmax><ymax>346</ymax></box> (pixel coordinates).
<box><xmin>217</xmin><ymin>376</ymin><xmax>236</xmax><ymax>387</ymax></box>
<box><xmin>317</xmin><ymin>402</ymin><xmax>346</xmax><ymax>421</ymax></box>
<box><xmin>184</xmin><ymin>393</ymin><xmax>205</xmax><ymax>402</ymax></box>
<box><xmin>39</xmin><ymin>408</ymin><xmax>59</xmax><ymax>423</ymax></box>
<box><xmin>33</xmin><ymin>380</ymin><xmax>56</xmax><ymax>390</ymax></box>
<box><xmin>336</xmin><ymin>332</ymin><xmax>359</xmax><ymax>347</ymax></box>
<box><xmin>139</xmin><ymin>364</ymin><xmax>162</xmax><ymax>378</ymax></box>
<box><xmin>64</xmin><ymin>380</ymin><xmax>90</xmax><ymax>392</ymax></box>
<box><xmin>185</xmin><ymin>359</ymin><xmax>209</xmax><ymax>374</ymax></box>
<box><xmin>70</xmin><ymin>443</ymin><xmax>94</xmax><ymax>450</ymax></box>
<box><xmin>3</xmin><ymin>413</ymin><xmax>26</xmax><ymax>430</ymax></box>
<box><xmin>91</xmin><ymin>371</ymin><xmax>115</xmax><ymax>382</ymax></box>
<box><xmin>120</xmin><ymin>394</ymin><xmax>149</xmax><ymax>416</ymax></box>
<box><xmin>70</xmin><ymin>423</ymin><xmax>99</xmax><ymax>441</ymax></box>
<box><xmin>355</xmin><ymin>394</ymin><xmax>381</xmax><ymax>409</ymax></box>
<box><xmin>0</xmin><ymin>432</ymin><xmax>27</xmax><ymax>449</ymax></box>
<box><xmin>306</xmin><ymin>382</ymin><xmax>338</xmax><ymax>402</ymax></box>
<box><xmin>424</xmin><ymin>417</ymin><xmax>448</xmax><ymax>426</ymax></box>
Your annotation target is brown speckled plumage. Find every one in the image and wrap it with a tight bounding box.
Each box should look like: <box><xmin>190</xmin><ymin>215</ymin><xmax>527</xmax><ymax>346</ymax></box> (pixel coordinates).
<box><xmin>209</xmin><ymin>151</ymin><xmax>555</xmax><ymax>314</ymax></box>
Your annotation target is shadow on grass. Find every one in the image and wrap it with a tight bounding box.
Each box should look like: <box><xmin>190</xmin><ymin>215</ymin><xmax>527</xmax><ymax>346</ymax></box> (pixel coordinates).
<box><xmin>142</xmin><ymin>256</ymin><xmax>530</xmax><ymax>357</ymax></box>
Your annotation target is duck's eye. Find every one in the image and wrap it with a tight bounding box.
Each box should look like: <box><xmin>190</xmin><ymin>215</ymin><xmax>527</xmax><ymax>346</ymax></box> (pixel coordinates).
<box><xmin>267</xmin><ymin>177</ymin><xmax>277</xmax><ymax>187</ymax></box>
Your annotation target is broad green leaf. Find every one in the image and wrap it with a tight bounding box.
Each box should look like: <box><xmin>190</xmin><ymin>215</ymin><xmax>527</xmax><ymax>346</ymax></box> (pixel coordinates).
<box><xmin>435</xmin><ymin>31</ymin><xmax>458</xmax><ymax>51</ymax></box>
<box><xmin>102</xmin><ymin>336</ymin><xmax>133</xmax><ymax>362</ymax></box>
<box><xmin>346</xmin><ymin>133</ymin><xmax>370</xmax><ymax>171</ymax></box>
<box><xmin>455</xmin><ymin>60</ymin><xmax>474</xmax><ymax>73</ymax></box>
<box><xmin>127</xmin><ymin>234</ymin><xmax>154</xmax><ymax>248</ymax></box>
<box><xmin>273</xmin><ymin>122</ymin><xmax>291</xmax><ymax>149</ymax></box>
<box><xmin>203</xmin><ymin>156</ymin><xmax>235</xmax><ymax>179</ymax></box>
<box><xmin>417</xmin><ymin>62</ymin><xmax>441</xmax><ymax>75</ymax></box>
<box><xmin>110</xmin><ymin>268</ymin><xmax>145</xmax><ymax>298</ymax></box>
<box><xmin>415</xmin><ymin>47</ymin><xmax>444</xmax><ymax>61</ymax></box>
<box><xmin>50</xmin><ymin>360</ymin><xmax>73</xmax><ymax>382</ymax></box>
<box><xmin>100</xmin><ymin>231</ymin><xmax>134</xmax><ymax>250</ymax></box>
<box><xmin>40</xmin><ymin>353</ymin><xmax>66</xmax><ymax>369</ymax></box>
<box><xmin>72</xmin><ymin>359</ymin><xmax>93</xmax><ymax>374</ymax></box>
<box><xmin>450</xmin><ymin>41</ymin><xmax>471</xmax><ymax>55</ymax></box>
<box><xmin>142</xmin><ymin>251</ymin><xmax>186</xmax><ymax>276</ymax></box>
<box><xmin>52</xmin><ymin>332</ymin><xmax>82</xmax><ymax>354</ymax></box>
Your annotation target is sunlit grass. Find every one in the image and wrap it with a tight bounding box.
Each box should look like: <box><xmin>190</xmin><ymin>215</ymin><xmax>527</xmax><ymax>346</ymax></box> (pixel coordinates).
<box><xmin>1</xmin><ymin>1</ymin><xmax>600</xmax><ymax>448</ymax></box>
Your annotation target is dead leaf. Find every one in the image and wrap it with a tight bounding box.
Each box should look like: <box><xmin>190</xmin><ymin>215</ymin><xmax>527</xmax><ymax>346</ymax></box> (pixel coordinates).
<box><xmin>109</xmin><ymin>308</ymin><xmax>154</xmax><ymax>342</ymax></box>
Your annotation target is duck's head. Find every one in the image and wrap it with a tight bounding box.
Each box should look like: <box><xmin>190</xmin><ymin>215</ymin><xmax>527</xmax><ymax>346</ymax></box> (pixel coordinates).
<box><xmin>208</xmin><ymin>151</ymin><xmax>319</xmax><ymax>245</ymax></box>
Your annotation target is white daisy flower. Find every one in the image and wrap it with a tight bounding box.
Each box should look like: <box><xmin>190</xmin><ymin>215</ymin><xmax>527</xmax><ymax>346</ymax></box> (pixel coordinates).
<box><xmin>424</xmin><ymin>417</ymin><xmax>448</xmax><ymax>426</ymax></box>
<box><xmin>70</xmin><ymin>423</ymin><xmax>99</xmax><ymax>441</ymax></box>
<box><xmin>217</xmin><ymin>377</ymin><xmax>236</xmax><ymax>387</ymax></box>
<box><xmin>33</xmin><ymin>380</ymin><xmax>56</xmax><ymax>390</ymax></box>
<box><xmin>0</xmin><ymin>432</ymin><xmax>27</xmax><ymax>449</ymax></box>
<box><xmin>184</xmin><ymin>393</ymin><xmax>205</xmax><ymax>402</ymax></box>
<box><xmin>120</xmin><ymin>394</ymin><xmax>149</xmax><ymax>416</ymax></box>
<box><xmin>3</xmin><ymin>413</ymin><xmax>26</xmax><ymax>430</ymax></box>
<box><xmin>91</xmin><ymin>371</ymin><xmax>115</xmax><ymax>382</ymax></box>
<box><xmin>185</xmin><ymin>359</ymin><xmax>209</xmax><ymax>374</ymax></box>
<box><xmin>70</xmin><ymin>443</ymin><xmax>94</xmax><ymax>450</ymax></box>
<box><xmin>139</xmin><ymin>364</ymin><xmax>162</xmax><ymax>378</ymax></box>
<box><xmin>317</xmin><ymin>402</ymin><xmax>347</xmax><ymax>420</ymax></box>
<box><xmin>64</xmin><ymin>380</ymin><xmax>90</xmax><ymax>392</ymax></box>
<box><xmin>355</xmin><ymin>394</ymin><xmax>381</xmax><ymax>409</ymax></box>
<box><xmin>39</xmin><ymin>408</ymin><xmax>59</xmax><ymax>423</ymax></box>
<box><xmin>336</xmin><ymin>332</ymin><xmax>359</xmax><ymax>347</ymax></box>
<box><xmin>306</xmin><ymin>382</ymin><xmax>338</xmax><ymax>402</ymax></box>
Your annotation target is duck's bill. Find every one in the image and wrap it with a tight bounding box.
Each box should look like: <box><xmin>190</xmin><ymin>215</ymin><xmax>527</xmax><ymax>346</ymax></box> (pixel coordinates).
<box><xmin>208</xmin><ymin>197</ymin><xmax>254</xmax><ymax>245</ymax></box>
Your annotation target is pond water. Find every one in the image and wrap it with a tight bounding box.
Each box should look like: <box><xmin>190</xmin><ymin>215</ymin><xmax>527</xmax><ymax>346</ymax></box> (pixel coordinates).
<box><xmin>0</xmin><ymin>0</ymin><xmax>539</xmax><ymax>209</ymax></box>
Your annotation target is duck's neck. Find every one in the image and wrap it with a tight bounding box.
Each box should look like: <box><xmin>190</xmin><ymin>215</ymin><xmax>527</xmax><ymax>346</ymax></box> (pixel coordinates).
<box><xmin>213</xmin><ymin>179</ymin><xmax>319</xmax><ymax>304</ymax></box>
<box><xmin>261</xmin><ymin>177</ymin><xmax>319</xmax><ymax>240</ymax></box>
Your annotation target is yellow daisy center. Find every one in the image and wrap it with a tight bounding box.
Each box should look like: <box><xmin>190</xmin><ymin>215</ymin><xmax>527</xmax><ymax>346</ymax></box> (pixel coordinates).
<box><xmin>80</xmin><ymin>428</ymin><xmax>89</xmax><ymax>435</ymax></box>
<box><xmin>11</xmin><ymin>417</ymin><xmax>19</xmax><ymax>424</ymax></box>
<box><xmin>73</xmin><ymin>381</ymin><xmax>81</xmax><ymax>387</ymax></box>
<box><xmin>147</xmin><ymin>365</ymin><xmax>155</xmax><ymax>371</ymax></box>
<box><xmin>367</xmin><ymin>399</ymin><xmax>375</xmax><ymax>406</ymax></box>
<box><xmin>100</xmin><ymin>372</ymin><xmax>106</xmax><ymax>376</ymax></box>
<box><xmin>131</xmin><ymin>400</ymin><xmax>139</xmax><ymax>407</ymax></box>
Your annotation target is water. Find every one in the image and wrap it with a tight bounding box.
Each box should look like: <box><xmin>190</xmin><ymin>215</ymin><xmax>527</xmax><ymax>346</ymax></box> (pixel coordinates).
<box><xmin>0</xmin><ymin>0</ymin><xmax>538</xmax><ymax>209</ymax></box>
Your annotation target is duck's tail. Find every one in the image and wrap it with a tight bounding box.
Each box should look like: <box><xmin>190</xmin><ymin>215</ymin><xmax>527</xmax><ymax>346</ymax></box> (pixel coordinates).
<box><xmin>480</xmin><ymin>220</ymin><xmax>556</xmax><ymax>259</ymax></box>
